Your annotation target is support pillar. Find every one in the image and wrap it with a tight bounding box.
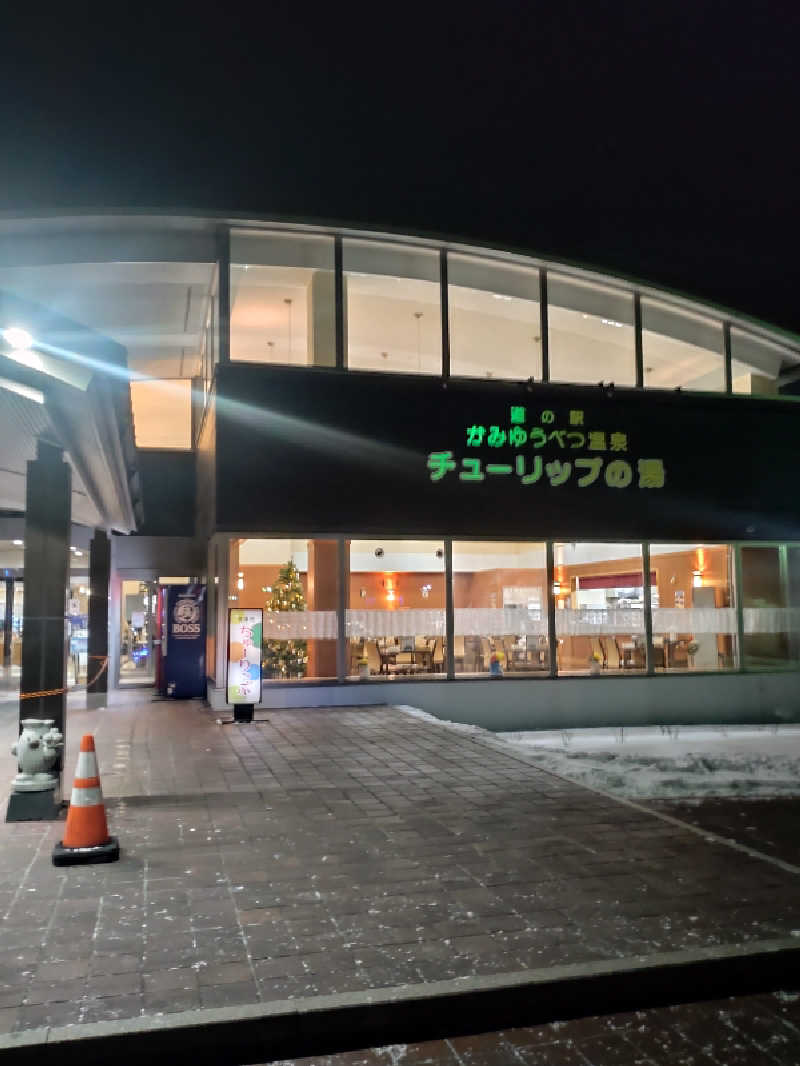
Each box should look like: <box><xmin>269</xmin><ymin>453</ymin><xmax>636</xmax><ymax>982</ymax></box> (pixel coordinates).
<box><xmin>87</xmin><ymin>529</ymin><xmax>110</xmax><ymax>709</ymax></box>
<box><xmin>306</xmin><ymin>540</ymin><xmax>339</xmax><ymax>679</ymax></box>
<box><xmin>7</xmin><ymin>440</ymin><xmax>71</xmax><ymax>820</ymax></box>
<box><xmin>308</xmin><ymin>270</ymin><xmax>337</xmax><ymax>367</ymax></box>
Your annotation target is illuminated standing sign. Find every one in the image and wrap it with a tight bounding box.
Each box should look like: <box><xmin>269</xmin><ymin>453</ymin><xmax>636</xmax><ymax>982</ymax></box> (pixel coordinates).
<box><xmin>427</xmin><ymin>405</ymin><xmax>666</xmax><ymax>490</ymax></box>
<box><xmin>227</xmin><ymin>608</ymin><xmax>262</xmax><ymax>705</ymax></box>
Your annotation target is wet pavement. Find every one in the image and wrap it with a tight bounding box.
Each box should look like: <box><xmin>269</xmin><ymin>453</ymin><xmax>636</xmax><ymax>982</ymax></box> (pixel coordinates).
<box><xmin>269</xmin><ymin>990</ymin><xmax>800</xmax><ymax>1064</ymax></box>
<box><xmin>0</xmin><ymin>695</ymin><xmax>799</xmax><ymax>1040</ymax></box>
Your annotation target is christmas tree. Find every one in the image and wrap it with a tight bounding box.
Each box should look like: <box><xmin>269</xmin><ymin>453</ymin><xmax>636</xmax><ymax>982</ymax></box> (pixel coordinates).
<box><xmin>262</xmin><ymin>560</ymin><xmax>308</xmax><ymax>678</ymax></box>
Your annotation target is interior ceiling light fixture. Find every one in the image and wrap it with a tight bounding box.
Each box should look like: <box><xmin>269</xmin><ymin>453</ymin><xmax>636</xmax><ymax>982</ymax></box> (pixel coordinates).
<box><xmin>2</xmin><ymin>326</ymin><xmax>34</xmax><ymax>350</ymax></box>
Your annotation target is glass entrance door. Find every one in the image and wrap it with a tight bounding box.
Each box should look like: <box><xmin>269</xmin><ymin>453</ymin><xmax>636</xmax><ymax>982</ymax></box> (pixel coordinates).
<box><xmin>0</xmin><ymin>580</ymin><xmax>23</xmax><ymax>700</ymax></box>
<box><xmin>120</xmin><ymin>579</ymin><xmax>158</xmax><ymax>684</ymax></box>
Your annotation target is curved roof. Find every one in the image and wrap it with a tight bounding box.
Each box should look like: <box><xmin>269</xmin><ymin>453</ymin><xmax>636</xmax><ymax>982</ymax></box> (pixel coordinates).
<box><xmin>0</xmin><ymin>209</ymin><xmax>797</xmax><ymax>363</ymax></box>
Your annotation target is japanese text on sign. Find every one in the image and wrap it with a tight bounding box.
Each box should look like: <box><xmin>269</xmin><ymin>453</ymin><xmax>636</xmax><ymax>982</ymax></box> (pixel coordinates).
<box><xmin>427</xmin><ymin>406</ymin><xmax>666</xmax><ymax>489</ymax></box>
<box><xmin>227</xmin><ymin>608</ymin><xmax>263</xmax><ymax>705</ymax></box>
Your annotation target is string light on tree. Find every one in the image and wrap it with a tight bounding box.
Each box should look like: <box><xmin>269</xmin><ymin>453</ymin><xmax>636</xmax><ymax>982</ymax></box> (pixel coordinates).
<box><xmin>262</xmin><ymin>560</ymin><xmax>307</xmax><ymax>679</ymax></box>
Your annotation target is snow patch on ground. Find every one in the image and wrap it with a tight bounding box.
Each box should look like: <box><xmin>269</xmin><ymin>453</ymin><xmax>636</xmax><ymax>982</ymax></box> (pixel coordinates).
<box><xmin>393</xmin><ymin>706</ymin><xmax>800</xmax><ymax>799</ymax></box>
<box><xmin>498</xmin><ymin>724</ymin><xmax>800</xmax><ymax>799</ymax></box>
<box><xmin>392</xmin><ymin>704</ymin><xmax>484</xmax><ymax>736</ymax></box>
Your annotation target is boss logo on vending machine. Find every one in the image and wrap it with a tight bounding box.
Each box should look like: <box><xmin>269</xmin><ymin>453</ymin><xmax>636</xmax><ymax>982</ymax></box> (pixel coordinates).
<box><xmin>172</xmin><ymin>596</ymin><xmax>202</xmax><ymax>637</ymax></box>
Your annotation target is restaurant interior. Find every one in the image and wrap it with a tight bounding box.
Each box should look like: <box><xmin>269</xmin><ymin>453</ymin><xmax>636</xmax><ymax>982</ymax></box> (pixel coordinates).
<box><xmin>227</xmin><ymin>539</ymin><xmax>737</xmax><ymax>680</ymax></box>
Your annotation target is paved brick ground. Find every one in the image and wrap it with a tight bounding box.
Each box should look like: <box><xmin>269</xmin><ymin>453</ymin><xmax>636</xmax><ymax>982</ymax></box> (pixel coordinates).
<box><xmin>653</xmin><ymin>797</ymin><xmax>800</xmax><ymax>868</ymax></box>
<box><xmin>269</xmin><ymin>991</ymin><xmax>800</xmax><ymax>1064</ymax></box>
<box><xmin>0</xmin><ymin>696</ymin><xmax>799</xmax><ymax>1036</ymax></box>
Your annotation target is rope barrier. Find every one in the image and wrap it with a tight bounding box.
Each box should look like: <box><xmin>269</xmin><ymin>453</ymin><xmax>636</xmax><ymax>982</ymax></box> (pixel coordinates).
<box><xmin>19</xmin><ymin>655</ymin><xmax>109</xmax><ymax>701</ymax></box>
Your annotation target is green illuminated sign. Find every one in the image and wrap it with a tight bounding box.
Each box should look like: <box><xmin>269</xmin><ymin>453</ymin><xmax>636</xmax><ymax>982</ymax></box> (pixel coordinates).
<box><xmin>427</xmin><ymin>406</ymin><xmax>666</xmax><ymax>489</ymax></box>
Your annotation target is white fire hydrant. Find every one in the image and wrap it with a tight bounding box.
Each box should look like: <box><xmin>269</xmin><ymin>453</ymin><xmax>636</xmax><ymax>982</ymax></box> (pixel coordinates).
<box><xmin>11</xmin><ymin>719</ymin><xmax>64</xmax><ymax>792</ymax></box>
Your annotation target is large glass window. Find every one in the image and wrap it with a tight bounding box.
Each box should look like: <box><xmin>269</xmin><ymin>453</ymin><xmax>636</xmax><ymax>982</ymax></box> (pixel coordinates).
<box><xmin>452</xmin><ymin>541</ymin><xmax>548</xmax><ymax>676</ymax></box>
<box><xmin>130</xmin><ymin>379</ymin><xmax>192</xmax><ymax>448</ymax></box>
<box><xmin>230</xmin><ymin>231</ymin><xmax>336</xmax><ymax>367</ymax></box>
<box><xmin>344</xmin><ymin>241</ymin><xmax>441</xmax><ymax>375</ymax></box>
<box><xmin>649</xmin><ymin>544</ymin><xmax>736</xmax><ymax>671</ymax></box>
<box><xmin>731</xmin><ymin>329</ymin><xmax>785</xmax><ymax>395</ymax></box>
<box><xmin>740</xmin><ymin>546</ymin><xmax>799</xmax><ymax>669</ymax></box>
<box><xmin>642</xmin><ymin>301</ymin><xmax>724</xmax><ymax>391</ymax></box>
<box><xmin>229</xmin><ymin>538</ymin><xmax>339</xmax><ymax>681</ymax></box>
<box><xmin>347</xmin><ymin>540</ymin><xmax>445</xmax><ymax>678</ymax></box>
<box><xmin>448</xmin><ymin>255</ymin><xmax>541</xmax><ymax>381</ymax></box>
<box><xmin>554</xmin><ymin>543</ymin><xmax>646</xmax><ymax>674</ymax></box>
<box><xmin>548</xmin><ymin>276</ymin><xmax>635</xmax><ymax>386</ymax></box>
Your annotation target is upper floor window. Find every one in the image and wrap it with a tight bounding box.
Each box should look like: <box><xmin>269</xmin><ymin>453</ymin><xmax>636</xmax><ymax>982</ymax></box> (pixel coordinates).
<box><xmin>731</xmin><ymin>328</ymin><xmax>786</xmax><ymax>396</ymax></box>
<box><xmin>642</xmin><ymin>301</ymin><xmax>724</xmax><ymax>391</ymax></box>
<box><xmin>344</xmin><ymin>240</ymin><xmax>441</xmax><ymax>375</ymax></box>
<box><xmin>230</xmin><ymin>231</ymin><xmax>336</xmax><ymax>367</ymax></box>
<box><xmin>448</xmin><ymin>255</ymin><xmax>541</xmax><ymax>381</ymax></box>
<box><xmin>130</xmin><ymin>378</ymin><xmax>192</xmax><ymax>449</ymax></box>
<box><xmin>548</xmin><ymin>275</ymin><xmax>635</xmax><ymax>386</ymax></box>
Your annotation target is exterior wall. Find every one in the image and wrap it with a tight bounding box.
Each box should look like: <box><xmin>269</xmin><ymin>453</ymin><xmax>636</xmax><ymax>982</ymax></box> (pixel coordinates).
<box><xmin>112</xmin><ymin>535</ymin><xmax>205</xmax><ymax>573</ymax></box>
<box><xmin>207</xmin><ymin>673</ymin><xmax>800</xmax><ymax>731</ymax></box>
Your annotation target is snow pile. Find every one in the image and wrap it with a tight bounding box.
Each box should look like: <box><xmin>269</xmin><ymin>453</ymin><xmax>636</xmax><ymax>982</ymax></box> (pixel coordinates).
<box><xmin>392</xmin><ymin>704</ymin><xmax>484</xmax><ymax>736</ymax></box>
<box><xmin>497</xmin><ymin>724</ymin><xmax>800</xmax><ymax>799</ymax></box>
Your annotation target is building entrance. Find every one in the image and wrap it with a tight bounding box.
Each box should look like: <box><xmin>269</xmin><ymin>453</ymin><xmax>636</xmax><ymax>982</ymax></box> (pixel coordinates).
<box><xmin>120</xmin><ymin>578</ymin><xmax>158</xmax><ymax>685</ymax></box>
<box><xmin>1</xmin><ymin>578</ymin><xmax>23</xmax><ymax>698</ymax></box>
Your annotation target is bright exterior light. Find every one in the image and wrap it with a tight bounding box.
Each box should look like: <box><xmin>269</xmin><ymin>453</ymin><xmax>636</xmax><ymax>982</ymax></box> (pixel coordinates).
<box><xmin>2</xmin><ymin>327</ymin><xmax>33</xmax><ymax>350</ymax></box>
<box><xmin>12</xmin><ymin>539</ymin><xmax>23</xmax><ymax>546</ymax></box>
<box><xmin>74</xmin><ymin>550</ymin><xmax>83</xmax><ymax>557</ymax></box>
<box><xmin>5</xmin><ymin>349</ymin><xmax>44</xmax><ymax>372</ymax></box>
<box><xmin>0</xmin><ymin>376</ymin><xmax>44</xmax><ymax>403</ymax></box>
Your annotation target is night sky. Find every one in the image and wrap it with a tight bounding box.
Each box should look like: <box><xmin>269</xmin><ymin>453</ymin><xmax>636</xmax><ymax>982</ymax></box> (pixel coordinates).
<box><xmin>2</xmin><ymin>5</ymin><xmax>800</xmax><ymax>331</ymax></box>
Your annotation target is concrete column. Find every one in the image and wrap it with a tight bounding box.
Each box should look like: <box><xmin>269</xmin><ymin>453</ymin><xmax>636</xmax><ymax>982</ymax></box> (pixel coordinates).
<box><xmin>87</xmin><ymin>529</ymin><xmax>111</xmax><ymax>709</ymax></box>
<box><xmin>306</xmin><ymin>540</ymin><xmax>338</xmax><ymax>678</ymax></box>
<box><xmin>308</xmin><ymin>270</ymin><xmax>340</xmax><ymax>367</ymax></box>
<box><xmin>7</xmin><ymin>440</ymin><xmax>71</xmax><ymax>820</ymax></box>
<box><xmin>215</xmin><ymin>536</ymin><xmax>230</xmax><ymax>690</ymax></box>
<box><xmin>731</xmin><ymin>371</ymin><xmax>778</xmax><ymax>396</ymax></box>
<box><xmin>19</xmin><ymin>441</ymin><xmax>71</xmax><ymax>732</ymax></box>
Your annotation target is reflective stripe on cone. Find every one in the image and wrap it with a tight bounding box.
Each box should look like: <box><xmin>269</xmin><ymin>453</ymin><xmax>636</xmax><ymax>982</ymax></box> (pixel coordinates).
<box><xmin>60</xmin><ymin>734</ymin><xmax>112</xmax><ymax>850</ymax></box>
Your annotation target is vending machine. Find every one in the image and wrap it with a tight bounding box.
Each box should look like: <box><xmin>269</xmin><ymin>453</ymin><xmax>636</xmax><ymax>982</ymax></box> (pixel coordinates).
<box><xmin>162</xmin><ymin>584</ymin><xmax>207</xmax><ymax>699</ymax></box>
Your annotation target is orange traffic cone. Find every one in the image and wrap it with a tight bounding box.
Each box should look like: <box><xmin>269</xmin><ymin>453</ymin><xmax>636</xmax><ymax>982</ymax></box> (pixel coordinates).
<box><xmin>52</xmin><ymin>734</ymin><xmax>119</xmax><ymax>866</ymax></box>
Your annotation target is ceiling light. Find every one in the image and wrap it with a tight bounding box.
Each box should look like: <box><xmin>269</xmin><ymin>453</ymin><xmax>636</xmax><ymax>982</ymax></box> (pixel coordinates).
<box><xmin>2</xmin><ymin>327</ymin><xmax>33</xmax><ymax>350</ymax></box>
<box><xmin>12</xmin><ymin>539</ymin><xmax>22</xmax><ymax>546</ymax></box>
